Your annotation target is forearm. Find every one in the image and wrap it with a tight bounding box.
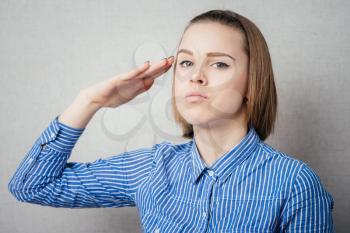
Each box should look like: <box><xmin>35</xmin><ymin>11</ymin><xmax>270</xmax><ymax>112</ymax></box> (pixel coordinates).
<box><xmin>58</xmin><ymin>90</ymin><xmax>102</xmax><ymax>129</ymax></box>
<box><xmin>8</xmin><ymin>116</ymin><xmax>85</xmax><ymax>202</ymax></box>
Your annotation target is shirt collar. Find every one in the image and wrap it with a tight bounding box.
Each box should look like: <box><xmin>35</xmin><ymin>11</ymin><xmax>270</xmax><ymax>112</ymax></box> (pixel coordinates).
<box><xmin>190</xmin><ymin>126</ymin><xmax>261</xmax><ymax>184</ymax></box>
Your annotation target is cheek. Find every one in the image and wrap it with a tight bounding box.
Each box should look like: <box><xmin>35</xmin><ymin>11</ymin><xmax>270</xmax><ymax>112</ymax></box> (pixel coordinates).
<box><xmin>174</xmin><ymin>66</ymin><xmax>192</xmax><ymax>84</ymax></box>
<box><xmin>173</xmin><ymin>77</ymin><xmax>184</xmax><ymax>99</ymax></box>
<box><xmin>210</xmin><ymin>71</ymin><xmax>247</xmax><ymax>98</ymax></box>
<box><xmin>232</xmin><ymin>74</ymin><xmax>248</xmax><ymax>97</ymax></box>
<box><xmin>208</xmin><ymin>72</ymin><xmax>247</xmax><ymax>115</ymax></box>
<box><xmin>210</xmin><ymin>89</ymin><xmax>243</xmax><ymax>115</ymax></box>
<box><xmin>176</xmin><ymin>67</ymin><xmax>237</xmax><ymax>89</ymax></box>
<box><xmin>206</xmin><ymin>69</ymin><xmax>237</xmax><ymax>88</ymax></box>
<box><xmin>173</xmin><ymin>78</ymin><xmax>186</xmax><ymax>112</ymax></box>
<box><xmin>172</xmin><ymin>68</ymin><xmax>248</xmax><ymax>118</ymax></box>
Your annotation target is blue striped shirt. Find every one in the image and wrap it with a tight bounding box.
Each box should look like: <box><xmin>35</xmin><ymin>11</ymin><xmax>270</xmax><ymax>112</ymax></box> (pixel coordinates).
<box><xmin>8</xmin><ymin>115</ymin><xmax>335</xmax><ymax>232</ymax></box>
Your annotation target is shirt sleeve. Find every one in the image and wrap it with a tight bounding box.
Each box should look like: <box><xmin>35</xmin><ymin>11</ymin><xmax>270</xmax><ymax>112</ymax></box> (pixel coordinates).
<box><xmin>8</xmin><ymin>114</ymin><xmax>158</xmax><ymax>208</ymax></box>
<box><xmin>278</xmin><ymin>163</ymin><xmax>335</xmax><ymax>232</ymax></box>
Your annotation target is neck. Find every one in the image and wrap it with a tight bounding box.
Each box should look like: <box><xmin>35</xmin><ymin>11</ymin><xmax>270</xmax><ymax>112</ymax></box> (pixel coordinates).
<box><xmin>193</xmin><ymin>106</ymin><xmax>248</xmax><ymax>167</ymax></box>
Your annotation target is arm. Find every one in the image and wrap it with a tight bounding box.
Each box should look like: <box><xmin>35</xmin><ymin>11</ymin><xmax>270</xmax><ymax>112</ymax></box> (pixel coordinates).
<box><xmin>278</xmin><ymin>164</ymin><xmax>335</xmax><ymax>232</ymax></box>
<box><xmin>8</xmin><ymin>57</ymin><xmax>174</xmax><ymax>208</ymax></box>
<box><xmin>8</xmin><ymin>115</ymin><xmax>158</xmax><ymax>208</ymax></box>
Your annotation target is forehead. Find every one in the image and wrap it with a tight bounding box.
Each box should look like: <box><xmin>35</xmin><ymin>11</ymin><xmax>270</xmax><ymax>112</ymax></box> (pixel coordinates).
<box><xmin>178</xmin><ymin>22</ymin><xmax>245</xmax><ymax>57</ymax></box>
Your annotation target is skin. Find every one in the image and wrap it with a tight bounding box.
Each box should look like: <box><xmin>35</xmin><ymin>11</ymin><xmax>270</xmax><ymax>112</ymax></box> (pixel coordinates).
<box><xmin>59</xmin><ymin>57</ymin><xmax>175</xmax><ymax>129</ymax></box>
<box><xmin>59</xmin><ymin>21</ymin><xmax>249</xmax><ymax>168</ymax></box>
<box><xmin>174</xmin><ymin>22</ymin><xmax>250</xmax><ymax>167</ymax></box>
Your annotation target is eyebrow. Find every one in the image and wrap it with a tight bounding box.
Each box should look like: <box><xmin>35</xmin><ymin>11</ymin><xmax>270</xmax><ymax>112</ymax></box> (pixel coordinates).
<box><xmin>176</xmin><ymin>48</ymin><xmax>236</xmax><ymax>61</ymax></box>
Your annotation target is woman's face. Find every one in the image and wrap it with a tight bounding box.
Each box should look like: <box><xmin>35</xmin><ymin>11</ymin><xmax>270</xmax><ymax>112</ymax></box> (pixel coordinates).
<box><xmin>174</xmin><ymin>22</ymin><xmax>249</xmax><ymax>127</ymax></box>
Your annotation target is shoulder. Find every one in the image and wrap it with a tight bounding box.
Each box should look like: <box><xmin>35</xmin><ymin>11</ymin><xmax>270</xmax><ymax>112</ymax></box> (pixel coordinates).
<box><xmin>152</xmin><ymin>140</ymin><xmax>193</xmax><ymax>162</ymax></box>
<box><xmin>256</xmin><ymin>141</ymin><xmax>315</xmax><ymax>179</ymax></box>
<box><xmin>254</xmin><ymin>141</ymin><xmax>306</xmax><ymax>176</ymax></box>
<box><xmin>257</xmin><ymin>141</ymin><xmax>323</xmax><ymax>177</ymax></box>
<box><xmin>291</xmin><ymin>162</ymin><xmax>334</xmax><ymax>205</ymax></box>
<box><xmin>256</xmin><ymin>141</ymin><xmax>334</xmax><ymax>205</ymax></box>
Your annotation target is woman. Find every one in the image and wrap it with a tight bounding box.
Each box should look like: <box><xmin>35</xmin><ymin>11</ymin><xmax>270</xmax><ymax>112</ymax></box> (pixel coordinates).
<box><xmin>8</xmin><ymin>9</ymin><xmax>334</xmax><ymax>232</ymax></box>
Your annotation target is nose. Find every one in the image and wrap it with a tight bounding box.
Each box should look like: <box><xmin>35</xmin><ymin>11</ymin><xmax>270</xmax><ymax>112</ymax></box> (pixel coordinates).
<box><xmin>190</xmin><ymin>64</ymin><xmax>208</xmax><ymax>85</ymax></box>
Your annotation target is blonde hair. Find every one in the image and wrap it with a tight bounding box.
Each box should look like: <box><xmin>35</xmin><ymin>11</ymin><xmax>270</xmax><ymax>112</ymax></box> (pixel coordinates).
<box><xmin>171</xmin><ymin>9</ymin><xmax>277</xmax><ymax>141</ymax></box>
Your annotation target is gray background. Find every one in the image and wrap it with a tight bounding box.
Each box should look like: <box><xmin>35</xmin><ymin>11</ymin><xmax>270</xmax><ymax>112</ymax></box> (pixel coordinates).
<box><xmin>1</xmin><ymin>0</ymin><xmax>349</xmax><ymax>232</ymax></box>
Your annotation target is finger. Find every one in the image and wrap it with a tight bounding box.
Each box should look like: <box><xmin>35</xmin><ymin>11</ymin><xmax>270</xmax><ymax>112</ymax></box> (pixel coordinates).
<box><xmin>142</xmin><ymin>78</ymin><xmax>155</xmax><ymax>91</ymax></box>
<box><xmin>142</xmin><ymin>59</ymin><xmax>174</xmax><ymax>81</ymax></box>
<box><xmin>142</xmin><ymin>65</ymin><xmax>172</xmax><ymax>84</ymax></box>
<box><xmin>120</xmin><ymin>61</ymin><xmax>151</xmax><ymax>81</ymax></box>
<box><xmin>136</xmin><ymin>59</ymin><xmax>168</xmax><ymax>78</ymax></box>
<box><xmin>135</xmin><ymin>59</ymin><xmax>173</xmax><ymax>94</ymax></box>
<box><xmin>136</xmin><ymin>57</ymin><xmax>174</xmax><ymax>80</ymax></box>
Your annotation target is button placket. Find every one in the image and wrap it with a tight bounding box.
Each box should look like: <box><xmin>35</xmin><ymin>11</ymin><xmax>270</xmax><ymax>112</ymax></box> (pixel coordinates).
<box><xmin>203</xmin><ymin>174</ymin><xmax>216</xmax><ymax>231</ymax></box>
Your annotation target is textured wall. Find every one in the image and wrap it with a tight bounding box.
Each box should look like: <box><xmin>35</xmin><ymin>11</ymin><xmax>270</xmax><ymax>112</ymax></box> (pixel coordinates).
<box><xmin>1</xmin><ymin>0</ymin><xmax>349</xmax><ymax>232</ymax></box>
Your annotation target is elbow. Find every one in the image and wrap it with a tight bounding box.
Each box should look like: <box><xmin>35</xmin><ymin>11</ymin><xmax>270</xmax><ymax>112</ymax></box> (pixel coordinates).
<box><xmin>8</xmin><ymin>176</ymin><xmax>26</xmax><ymax>202</ymax></box>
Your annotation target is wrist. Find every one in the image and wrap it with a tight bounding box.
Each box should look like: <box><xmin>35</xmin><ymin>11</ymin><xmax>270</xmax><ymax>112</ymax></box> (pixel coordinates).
<box><xmin>57</xmin><ymin>91</ymin><xmax>101</xmax><ymax>129</ymax></box>
<box><xmin>77</xmin><ymin>90</ymin><xmax>102</xmax><ymax>112</ymax></box>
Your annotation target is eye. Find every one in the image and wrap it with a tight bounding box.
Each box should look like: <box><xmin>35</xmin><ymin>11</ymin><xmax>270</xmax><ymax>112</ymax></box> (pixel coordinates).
<box><xmin>179</xmin><ymin>60</ymin><xmax>193</xmax><ymax>67</ymax></box>
<box><xmin>212</xmin><ymin>62</ymin><xmax>229</xmax><ymax>69</ymax></box>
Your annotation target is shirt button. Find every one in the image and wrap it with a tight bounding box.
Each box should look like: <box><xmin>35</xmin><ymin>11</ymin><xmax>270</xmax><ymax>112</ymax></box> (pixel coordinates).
<box><xmin>208</xmin><ymin>170</ymin><xmax>214</xmax><ymax>176</ymax></box>
<box><xmin>154</xmin><ymin>228</ymin><xmax>160</xmax><ymax>233</ymax></box>
<box><xmin>202</xmin><ymin>212</ymin><xmax>207</xmax><ymax>218</ymax></box>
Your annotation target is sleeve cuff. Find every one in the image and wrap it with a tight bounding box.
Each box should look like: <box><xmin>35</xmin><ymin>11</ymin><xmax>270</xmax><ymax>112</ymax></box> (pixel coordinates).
<box><xmin>35</xmin><ymin>114</ymin><xmax>85</xmax><ymax>153</ymax></box>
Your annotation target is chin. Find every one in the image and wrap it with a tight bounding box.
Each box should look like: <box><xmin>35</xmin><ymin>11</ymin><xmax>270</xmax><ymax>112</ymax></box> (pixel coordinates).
<box><xmin>176</xmin><ymin>102</ymin><xmax>215</xmax><ymax>126</ymax></box>
<box><xmin>181</xmin><ymin>112</ymin><xmax>214</xmax><ymax>127</ymax></box>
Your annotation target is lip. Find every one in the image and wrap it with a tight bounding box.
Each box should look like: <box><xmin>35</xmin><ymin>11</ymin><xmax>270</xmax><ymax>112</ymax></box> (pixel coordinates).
<box><xmin>185</xmin><ymin>92</ymin><xmax>208</xmax><ymax>103</ymax></box>
<box><xmin>185</xmin><ymin>92</ymin><xmax>208</xmax><ymax>99</ymax></box>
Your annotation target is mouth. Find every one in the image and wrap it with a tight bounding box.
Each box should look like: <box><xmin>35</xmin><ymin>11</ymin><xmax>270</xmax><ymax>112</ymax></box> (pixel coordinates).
<box><xmin>185</xmin><ymin>92</ymin><xmax>208</xmax><ymax>103</ymax></box>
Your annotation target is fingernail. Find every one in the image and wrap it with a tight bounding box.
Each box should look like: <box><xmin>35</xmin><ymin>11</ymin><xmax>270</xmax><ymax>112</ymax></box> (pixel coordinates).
<box><xmin>167</xmin><ymin>56</ymin><xmax>174</xmax><ymax>59</ymax></box>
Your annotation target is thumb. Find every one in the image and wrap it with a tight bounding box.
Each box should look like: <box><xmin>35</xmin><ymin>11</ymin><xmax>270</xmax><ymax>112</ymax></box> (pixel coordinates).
<box><xmin>143</xmin><ymin>78</ymin><xmax>154</xmax><ymax>91</ymax></box>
